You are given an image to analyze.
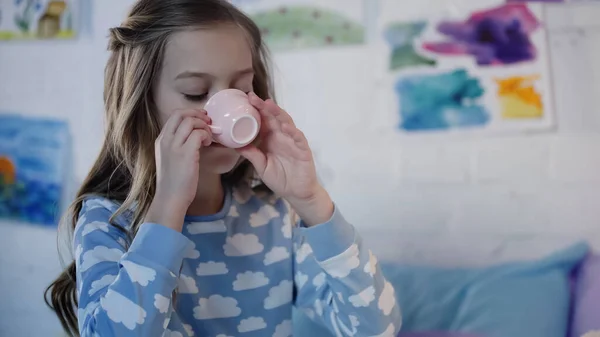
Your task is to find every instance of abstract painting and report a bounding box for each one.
[231,0,365,52]
[495,75,544,118]
[375,0,554,136]
[395,69,490,131]
[0,0,77,40]
[421,4,541,66]
[0,114,71,226]
[383,21,436,71]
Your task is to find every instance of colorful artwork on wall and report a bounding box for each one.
[0,114,71,226]
[0,0,78,40]
[395,69,490,131]
[231,0,365,52]
[374,0,555,135]
[421,4,541,66]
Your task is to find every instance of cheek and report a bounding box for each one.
[153,81,186,126]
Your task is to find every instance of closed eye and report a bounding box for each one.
[183,93,208,102]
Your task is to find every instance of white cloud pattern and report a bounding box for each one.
[223,233,264,257]
[263,246,290,265]
[163,329,183,337]
[233,271,270,291]
[320,244,360,278]
[368,323,396,337]
[378,281,396,315]
[337,315,358,336]
[337,292,345,304]
[81,221,109,236]
[185,242,200,259]
[74,244,83,264]
[228,205,239,217]
[314,299,323,316]
[237,317,267,333]
[363,249,378,277]
[187,220,227,235]
[88,274,116,296]
[264,280,293,309]
[349,286,375,307]
[178,274,199,294]
[281,218,292,239]
[122,261,156,286]
[80,246,123,272]
[281,204,293,238]
[194,295,241,320]
[183,324,194,336]
[117,237,127,248]
[154,294,170,314]
[272,319,292,337]
[196,261,228,276]
[249,204,280,227]
[101,289,146,330]
[295,243,313,264]
[294,272,308,289]
[312,272,326,289]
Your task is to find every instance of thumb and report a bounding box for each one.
[237,145,267,175]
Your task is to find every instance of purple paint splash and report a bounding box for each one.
[422,4,541,66]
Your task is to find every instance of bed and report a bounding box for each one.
[292,242,599,337]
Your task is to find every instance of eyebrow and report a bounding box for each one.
[174,67,254,80]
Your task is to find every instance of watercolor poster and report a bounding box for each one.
[374,0,555,135]
[0,114,71,226]
[231,0,366,52]
[0,0,78,40]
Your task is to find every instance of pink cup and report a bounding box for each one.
[204,89,261,149]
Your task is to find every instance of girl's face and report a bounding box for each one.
[154,24,254,174]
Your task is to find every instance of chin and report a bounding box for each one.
[199,144,242,174]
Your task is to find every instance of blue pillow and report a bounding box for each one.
[292,242,589,337]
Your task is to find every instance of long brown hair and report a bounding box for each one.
[44,1,273,335]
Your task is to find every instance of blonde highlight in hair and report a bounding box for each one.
[45,1,273,335]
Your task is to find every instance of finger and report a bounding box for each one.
[185,129,212,151]
[163,109,208,136]
[281,123,309,151]
[248,92,266,111]
[174,117,211,146]
[236,145,267,175]
[266,100,295,127]
[248,93,278,134]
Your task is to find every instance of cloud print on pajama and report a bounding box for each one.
[422,4,540,66]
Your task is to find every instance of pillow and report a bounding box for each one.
[292,242,588,337]
[571,253,600,337]
[381,242,589,337]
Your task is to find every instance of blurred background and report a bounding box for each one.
[1,0,600,336]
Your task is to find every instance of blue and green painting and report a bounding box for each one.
[383,21,436,71]
[395,69,490,131]
[0,114,71,226]
[251,6,365,51]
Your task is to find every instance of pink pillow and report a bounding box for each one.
[572,254,600,337]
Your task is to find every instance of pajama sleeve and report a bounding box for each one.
[73,198,193,337]
[292,205,402,337]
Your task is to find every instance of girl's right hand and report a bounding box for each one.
[145,109,213,232]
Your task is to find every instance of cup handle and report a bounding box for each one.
[209,125,223,135]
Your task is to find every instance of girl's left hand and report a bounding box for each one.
[237,92,334,226]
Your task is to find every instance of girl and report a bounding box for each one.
[45,0,401,336]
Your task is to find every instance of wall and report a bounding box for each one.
[1,1,599,336]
